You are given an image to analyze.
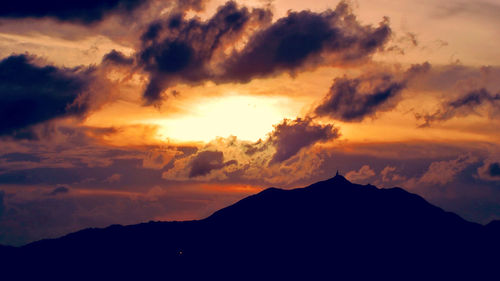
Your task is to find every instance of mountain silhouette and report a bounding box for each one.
[1,175,499,280]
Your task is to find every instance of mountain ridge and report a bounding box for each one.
[1,175,499,280]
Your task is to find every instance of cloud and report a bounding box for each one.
[219,2,391,83]
[477,160,500,181]
[380,166,406,182]
[269,118,340,164]
[380,166,396,182]
[314,63,429,122]
[138,1,272,104]
[189,150,237,178]
[104,173,122,183]
[142,148,180,170]
[434,1,500,21]
[314,74,405,122]
[401,64,500,126]
[0,54,97,139]
[137,1,391,105]
[416,88,500,127]
[0,153,42,163]
[178,0,205,9]
[0,0,146,23]
[162,118,339,184]
[405,32,418,47]
[410,64,500,93]
[346,165,375,182]
[419,154,477,185]
[102,49,134,66]
[1,141,499,246]
[162,140,252,182]
[489,163,500,177]
[47,186,70,196]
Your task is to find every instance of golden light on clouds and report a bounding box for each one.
[146,94,302,143]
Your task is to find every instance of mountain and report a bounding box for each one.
[2,175,499,280]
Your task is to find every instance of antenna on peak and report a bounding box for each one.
[336,170,339,176]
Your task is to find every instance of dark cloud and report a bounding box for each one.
[449,88,500,108]
[488,163,500,177]
[48,186,70,196]
[139,1,271,104]
[314,63,430,122]
[138,1,390,105]
[141,21,164,42]
[417,88,500,127]
[219,4,391,83]
[188,150,237,178]
[0,0,146,23]
[269,118,339,164]
[102,50,134,66]
[314,75,405,122]
[0,54,95,139]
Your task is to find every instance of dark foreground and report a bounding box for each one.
[1,175,499,280]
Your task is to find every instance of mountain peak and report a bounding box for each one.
[327,172,350,184]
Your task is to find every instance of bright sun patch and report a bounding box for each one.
[146,94,300,143]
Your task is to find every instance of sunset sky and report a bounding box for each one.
[1,0,500,246]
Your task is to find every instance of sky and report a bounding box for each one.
[0,0,500,246]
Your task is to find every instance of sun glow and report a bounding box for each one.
[147,94,299,143]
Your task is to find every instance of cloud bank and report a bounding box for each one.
[0,0,146,23]
[0,55,98,139]
[137,1,391,104]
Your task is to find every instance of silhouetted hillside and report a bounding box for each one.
[486,220,500,230]
[2,175,499,280]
